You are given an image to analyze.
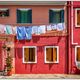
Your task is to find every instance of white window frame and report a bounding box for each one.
[44,46,59,63]
[75,8,80,27]
[75,46,80,63]
[23,46,37,64]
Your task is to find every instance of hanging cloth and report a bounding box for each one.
[37,25,46,35]
[32,26,38,35]
[56,23,64,31]
[47,25,52,31]
[17,26,26,40]
[51,24,57,30]
[5,25,13,34]
[0,24,6,34]
[25,27,32,40]
[12,26,17,34]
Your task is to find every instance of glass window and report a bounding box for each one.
[76,47,80,62]
[45,46,59,63]
[0,8,9,17]
[77,10,80,26]
[17,8,32,23]
[23,46,37,63]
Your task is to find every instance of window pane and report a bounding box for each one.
[24,47,35,63]
[24,48,29,62]
[46,48,53,62]
[77,47,80,61]
[53,48,57,62]
[46,47,57,63]
[77,10,80,25]
[0,9,9,17]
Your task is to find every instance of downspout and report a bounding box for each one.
[67,1,71,74]
[71,1,78,45]
[70,1,78,74]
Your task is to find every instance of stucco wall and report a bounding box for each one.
[0,5,67,74]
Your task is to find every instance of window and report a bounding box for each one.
[45,46,59,63]
[23,46,37,63]
[49,9,64,23]
[75,46,80,62]
[0,8,9,17]
[17,8,32,23]
[75,9,80,27]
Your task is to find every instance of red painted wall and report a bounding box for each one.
[15,36,67,74]
[69,1,80,74]
[0,5,67,74]
[0,42,2,71]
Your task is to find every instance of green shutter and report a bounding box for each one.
[60,10,64,23]
[27,10,32,23]
[49,10,61,23]
[20,10,26,23]
[17,9,32,23]
[49,10,54,23]
[17,10,21,23]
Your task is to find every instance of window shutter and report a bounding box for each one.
[46,48,52,62]
[24,48,29,62]
[32,48,35,62]
[20,10,25,23]
[77,48,80,61]
[53,48,57,62]
[60,10,64,23]
[27,10,32,23]
[49,10,54,23]
[49,10,61,23]
[17,10,21,23]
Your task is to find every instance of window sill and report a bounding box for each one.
[0,16,9,18]
[45,61,59,64]
[23,62,37,64]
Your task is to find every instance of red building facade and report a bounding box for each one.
[0,1,80,74]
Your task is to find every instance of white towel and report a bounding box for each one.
[47,25,52,31]
[51,24,57,30]
[0,24,6,34]
[56,23,64,31]
[32,26,38,34]
[38,25,46,35]
[12,26,17,34]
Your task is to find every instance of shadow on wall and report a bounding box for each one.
[16,47,22,58]
[72,66,80,74]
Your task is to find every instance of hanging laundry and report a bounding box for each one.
[32,26,38,34]
[12,26,17,34]
[25,27,32,40]
[5,25,13,34]
[37,25,46,35]
[46,25,52,31]
[17,26,26,40]
[56,23,64,31]
[0,24,6,34]
[51,24,57,30]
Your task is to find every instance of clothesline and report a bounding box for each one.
[0,23,65,40]
[2,23,56,26]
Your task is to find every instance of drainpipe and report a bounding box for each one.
[71,1,78,45]
[67,1,71,74]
